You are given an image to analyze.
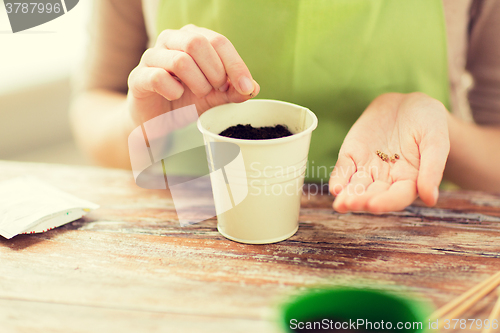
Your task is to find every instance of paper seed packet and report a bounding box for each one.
[0,176,99,239]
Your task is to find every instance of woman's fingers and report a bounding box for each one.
[366,179,417,213]
[329,155,356,196]
[142,48,213,98]
[333,171,373,213]
[225,79,260,103]
[128,67,184,101]
[156,28,227,90]
[127,25,258,129]
[350,180,391,211]
[181,25,256,95]
[149,25,256,99]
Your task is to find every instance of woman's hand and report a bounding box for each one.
[329,92,450,213]
[127,24,260,125]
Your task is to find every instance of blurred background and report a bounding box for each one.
[0,0,90,165]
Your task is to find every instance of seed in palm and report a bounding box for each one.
[376,150,389,162]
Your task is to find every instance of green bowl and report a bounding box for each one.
[279,287,431,332]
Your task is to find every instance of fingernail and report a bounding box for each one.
[238,76,253,94]
[219,81,229,92]
[433,187,439,202]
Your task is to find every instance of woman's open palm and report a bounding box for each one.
[330,93,450,213]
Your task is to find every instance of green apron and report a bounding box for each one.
[157,0,450,183]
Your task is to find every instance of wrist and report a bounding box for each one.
[443,112,495,189]
[122,95,139,135]
[445,112,475,166]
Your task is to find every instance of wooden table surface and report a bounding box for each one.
[0,160,499,333]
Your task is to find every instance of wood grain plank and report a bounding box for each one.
[0,161,499,333]
[0,299,273,333]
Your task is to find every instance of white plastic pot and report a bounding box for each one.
[197,99,318,244]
